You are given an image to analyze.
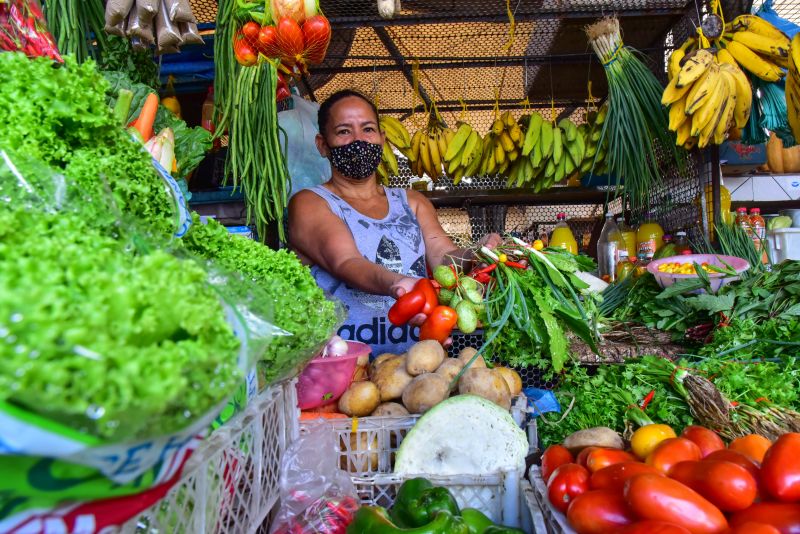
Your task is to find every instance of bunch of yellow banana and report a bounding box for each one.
[377,115,411,184]
[662,49,751,149]
[668,15,789,84]
[786,34,800,142]
[408,115,454,180]
[478,111,523,177]
[442,121,483,185]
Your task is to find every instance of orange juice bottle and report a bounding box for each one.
[636,212,664,264]
[616,217,638,260]
[750,208,767,263]
[551,212,578,254]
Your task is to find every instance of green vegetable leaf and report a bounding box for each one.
[689,293,735,314]
[657,278,708,299]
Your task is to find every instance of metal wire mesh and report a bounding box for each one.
[752,0,800,22]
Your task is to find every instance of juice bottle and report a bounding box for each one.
[616,217,637,261]
[673,231,692,255]
[636,212,664,264]
[551,212,578,254]
[736,207,752,237]
[597,214,622,282]
[750,207,767,264]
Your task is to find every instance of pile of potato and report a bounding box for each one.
[337,340,523,417]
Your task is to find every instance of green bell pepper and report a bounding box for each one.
[390,478,460,528]
[346,506,469,534]
[461,508,495,534]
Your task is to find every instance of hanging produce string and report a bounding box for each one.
[213,0,238,137]
[44,0,106,63]
[226,61,290,242]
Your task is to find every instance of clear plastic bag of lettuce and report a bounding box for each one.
[0,148,284,446]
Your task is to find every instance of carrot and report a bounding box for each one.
[133,93,159,141]
[300,412,347,421]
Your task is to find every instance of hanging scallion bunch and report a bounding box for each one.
[755,77,796,146]
[586,17,685,210]
[742,80,768,145]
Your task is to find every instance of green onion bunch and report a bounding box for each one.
[586,17,684,210]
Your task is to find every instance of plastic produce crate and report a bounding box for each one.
[300,402,533,528]
[528,465,576,534]
[116,380,299,534]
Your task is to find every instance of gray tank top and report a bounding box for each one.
[308,185,427,357]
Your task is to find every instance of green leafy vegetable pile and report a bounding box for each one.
[0,52,175,240]
[183,216,340,383]
[0,206,241,441]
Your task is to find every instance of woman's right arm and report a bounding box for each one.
[288,191,414,297]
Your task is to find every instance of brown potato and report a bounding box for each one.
[371,402,409,417]
[563,427,624,454]
[369,353,400,380]
[435,358,464,388]
[372,356,414,401]
[402,374,450,414]
[494,367,523,397]
[458,347,486,369]
[458,368,511,410]
[338,381,380,416]
[406,340,446,376]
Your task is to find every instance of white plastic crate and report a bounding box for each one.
[527,465,576,534]
[301,406,532,528]
[116,380,299,534]
[520,479,549,534]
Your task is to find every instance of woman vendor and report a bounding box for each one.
[288,89,500,356]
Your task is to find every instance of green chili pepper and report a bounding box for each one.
[390,478,461,528]
[346,506,469,534]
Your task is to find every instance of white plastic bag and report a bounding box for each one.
[278,95,332,197]
[270,422,359,534]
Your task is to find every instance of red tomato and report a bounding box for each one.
[257,25,280,57]
[418,306,458,345]
[729,503,800,533]
[647,437,703,475]
[586,448,638,473]
[233,34,257,67]
[566,490,636,534]
[576,446,600,467]
[387,288,426,326]
[681,426,725,458]
[761,433,800,502]
[417,279,438,316]
[591,462,664,493]
[301,15,331,64]
[730,434,773,463]
[703,449,761,476]
[728,523,782,534]
[669,460,757,512]
[548,463,590,514]
[241,21,261,42]
[620,521,692,534]
[276,17,304,64]
[624,474,728,534]
[541,445,574,484]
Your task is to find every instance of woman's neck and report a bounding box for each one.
[327,174,382,200]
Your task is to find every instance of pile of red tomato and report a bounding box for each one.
[541,425,800,533]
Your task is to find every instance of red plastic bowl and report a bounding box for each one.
[295,341,372,410]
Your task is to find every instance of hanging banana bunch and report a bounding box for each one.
[409,105,454,180]
[479,111,522,178]
[443,121,483,185]
[786,33,800,143]
[378,114,411,184]
[662,48,752,149]
[663,8,790,149]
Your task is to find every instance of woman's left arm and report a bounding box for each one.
[408,190,501,269]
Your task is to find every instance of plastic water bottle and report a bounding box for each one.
[597,213,622,282]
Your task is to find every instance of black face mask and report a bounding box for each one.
[328,140,383,180]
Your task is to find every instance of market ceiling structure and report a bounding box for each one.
[189,0,757,131]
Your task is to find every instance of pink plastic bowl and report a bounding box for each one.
[295,341,372,410]
[647,254,750,294]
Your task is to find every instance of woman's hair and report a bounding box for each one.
[317,89,379,136]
